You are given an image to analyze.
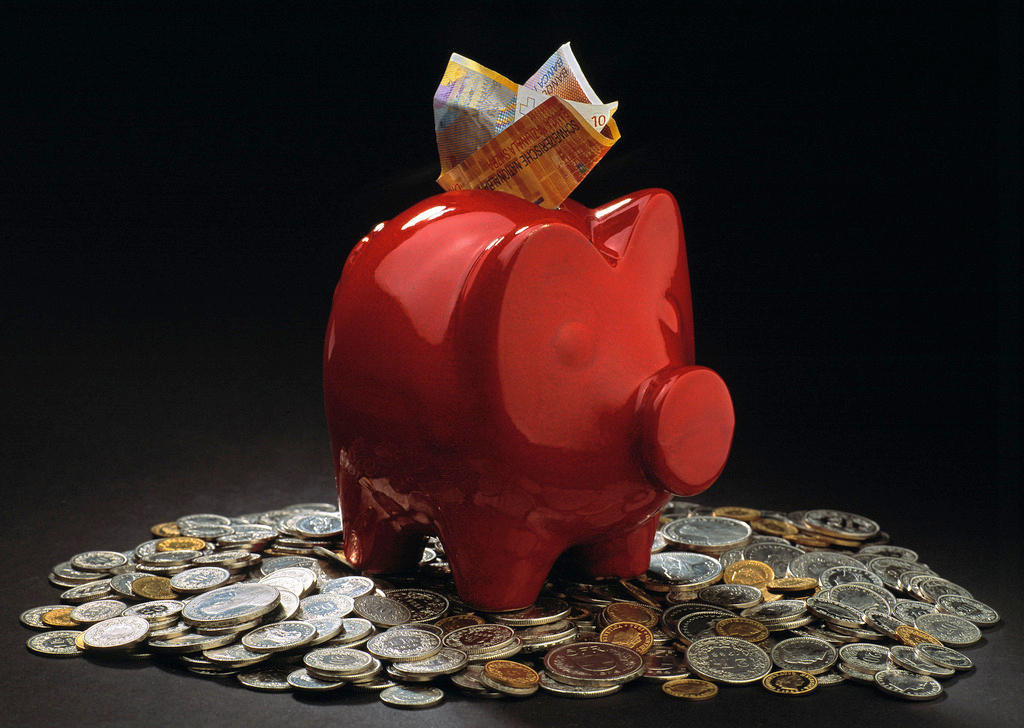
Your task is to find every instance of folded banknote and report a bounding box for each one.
[434,43,620,209]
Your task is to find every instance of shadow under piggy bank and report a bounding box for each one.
[324,188,734,611]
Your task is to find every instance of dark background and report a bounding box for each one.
[2,2,1020,726]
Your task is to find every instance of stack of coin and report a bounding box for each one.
[19,499,1000,707]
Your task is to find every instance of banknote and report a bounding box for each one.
[434,43,619,206]
[436,95,619,209]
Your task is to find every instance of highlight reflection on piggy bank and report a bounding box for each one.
[324,189,734,611]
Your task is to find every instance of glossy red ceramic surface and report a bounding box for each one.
[323,189,734,610]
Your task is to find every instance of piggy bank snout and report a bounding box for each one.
[640,366,734,496]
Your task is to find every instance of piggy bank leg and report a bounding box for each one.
[437,517,567,612]
[565,516,659,579]
[340,476,426,574]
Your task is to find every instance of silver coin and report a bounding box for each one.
[914,612,981,646]
[19,605,67,630]
[661,602,733,637]
[888,645,954,677]
[913,576,972,603]
[465,637,523,662]
[122,600,184,622]
[51,561,106,583]
[353,594,412,627]
[838,642,890,673]
[379,684,444,709]
[651,531,668,553]
[806,598,864,627]
[743,542,805,578]
[676,611,728,643]
[544,642,645,687]
[260,555,320,575]
[741,600,807,624]
[297,593,355,619]
[291,513,343,538]
[138,550,198,567]
[662,516,752,549]
[489,596,570,626]
[169,566,231,594]
[192,549,259,567]
[857,544,918,562]
[873,667,942,700]
[82,615,151,650]
[864,610,906,639]
[914,642,974,671]
[641,647,690,681]
[824,583,891,616]
[769,637,838,674]
[685,636,772,684]
[697,583,763,608]
[26,630,84,657]
[788,551,863,581]
[647,552,723,585]
[109,573,148,599]
[367,627,442,662]
[149,621,190,640]
[838,662,877,683]
[802,509,879,540]
[329,617,376,646]
[70,550,128,573]
[60,579,113,603]
[202,642,268,665]
[181,583,281,626]
[384,588,451,623]
[443,624,515,654]
[148,632,236,653]
[893,599,935,624]
[515,619,576,645]
[818,565,885,589]
[260,567,316,596]
[538,670,623,697]
[69,599,127,624]
[287,667,346,691]
[449,664,503,697]
[868,557,931,590]
[815,670,846,686]
[237,666,292,691]
[177,513,231,528]
[392,647,468,676]
[304,646,375,676]
[241,620,318,653]
[321,575,377,599]
[718,548,744,568]
[935,594,999,625]
[303,615,344,644]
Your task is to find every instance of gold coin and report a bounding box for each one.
[150,521,181,538]
[712,506,761,522]
[762,670,818,695]
[767,577,818,593]
[722,560,775,589]
[617,579,660,608]
[483,659,539,689]
[41,607,79,628]
[662,678,718,700]
[750,518,799,538]
[435,613,484,632]
[74,632,87,650]
[155,537,206,552]
[825,536,862,548]
[603,602,659,629]
[713,617,769,642]
[789,533,831,548]
[760,588,783,602]
[895,625,942,646]
[132,575,176,600]
[598,621,654,654]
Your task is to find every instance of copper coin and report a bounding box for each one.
[662,678,718,700]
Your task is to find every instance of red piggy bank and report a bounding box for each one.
[323,189,734,611]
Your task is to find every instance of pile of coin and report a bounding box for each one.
[20,501,999,708]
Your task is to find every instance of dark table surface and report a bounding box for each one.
[3,2,1020,726]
